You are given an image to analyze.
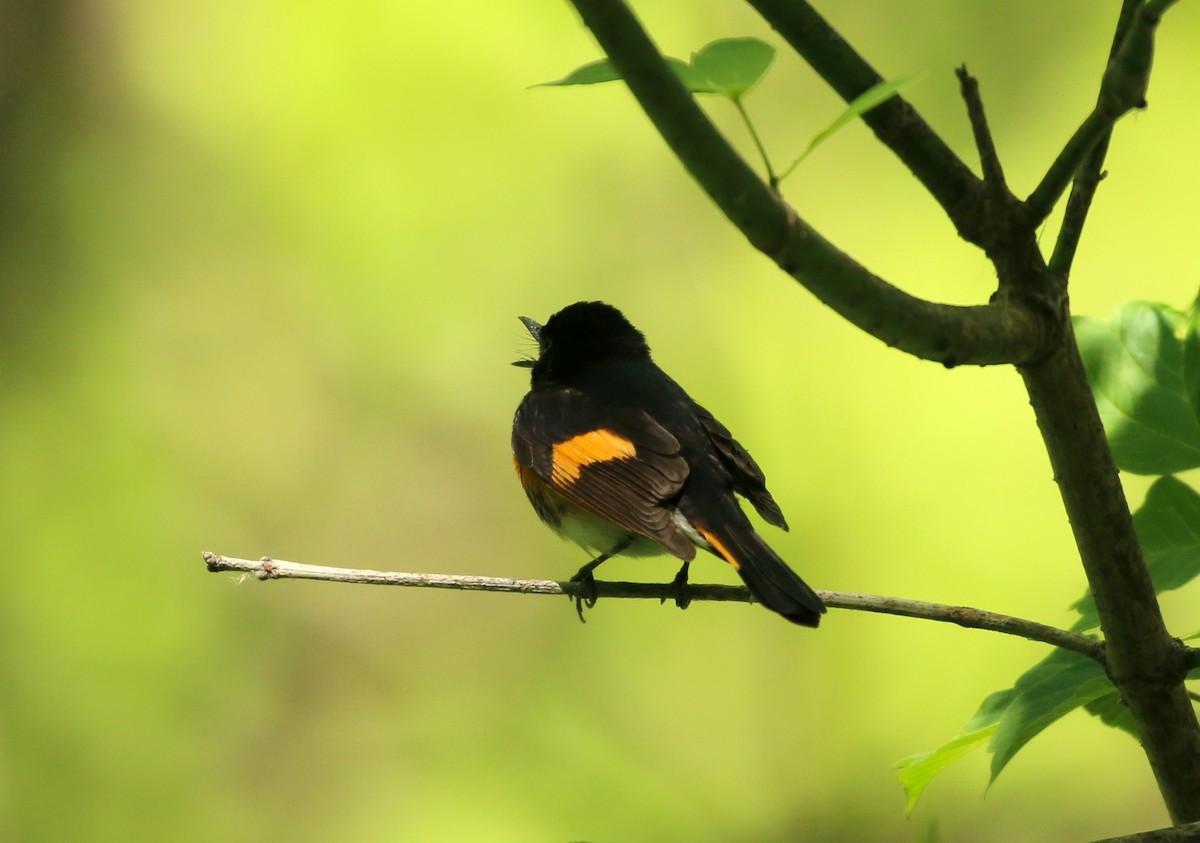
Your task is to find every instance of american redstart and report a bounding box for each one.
[511,301,825,627]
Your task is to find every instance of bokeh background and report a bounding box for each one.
[3,1,1198,840]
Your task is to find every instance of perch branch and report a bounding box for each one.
[203,552,1104,660]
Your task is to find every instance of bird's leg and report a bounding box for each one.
[569,535,633,622]
[663,560,691,611]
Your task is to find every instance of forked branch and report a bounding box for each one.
[567,0,1054,368]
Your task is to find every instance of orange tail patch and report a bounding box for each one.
[697,526,740,570]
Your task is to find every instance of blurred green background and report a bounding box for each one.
[2,1,1198,840]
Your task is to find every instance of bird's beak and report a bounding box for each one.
[518,315,542,342]
[512,315,542,367]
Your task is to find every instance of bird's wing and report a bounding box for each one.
[512,388,694,558]
[692,402,789,531]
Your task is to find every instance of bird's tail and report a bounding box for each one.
[696,520,825,627]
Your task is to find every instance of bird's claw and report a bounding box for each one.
[568,567,599,623]
[662,561,691,611]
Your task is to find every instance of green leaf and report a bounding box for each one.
[1071,475,1200,631]
[988,650,1113,782]
[897,647,1110,810]
[1182,304,1200,423]
[895,689,1012,813]
[1075,301,1200,474]
[667,57,718,94]
[689,37,775,99]
[535,58,624,87]
[778,74,922,180]
[534,56,715,93]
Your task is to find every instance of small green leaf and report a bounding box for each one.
[534,56,715,93]
[1071,475,1200,631]
[690,37,775,99]
[1075,301,1200,474]
[535,59,624,87]
[895,689,1012,813]
[778,74,922,180]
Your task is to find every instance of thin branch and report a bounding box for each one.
[566,0,1053,367]
[1048,160,1108,277]
[1026,0,1175,227]
[830,591,1102,660]
[1030,109,1116,244]
[743,0,988,244]
[956,66,1013,213]
[203,552,1104,660]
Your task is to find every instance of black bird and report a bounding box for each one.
[511,301,825,627]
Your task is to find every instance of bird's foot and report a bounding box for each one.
[566,537,633,623]
[568,565,600,623]
[662,561,691,611]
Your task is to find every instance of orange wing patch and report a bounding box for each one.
[551,429,637,486]
[697,526,740,570]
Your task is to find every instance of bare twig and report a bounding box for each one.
[956,66,1012,211]
[203,552,1104,660]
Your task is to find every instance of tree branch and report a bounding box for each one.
[1090,819,1200,843]
[1007,1,1200,823]
[1048,158,1108,278]
[203,552,1104,660]
[566,0,1054,367]
[1019,322,1200,823]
